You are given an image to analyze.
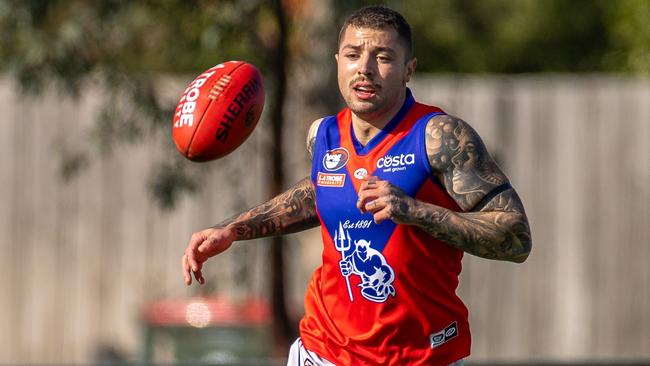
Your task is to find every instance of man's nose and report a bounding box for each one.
[357,54,376,76]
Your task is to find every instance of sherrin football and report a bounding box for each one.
[172,61,265,161]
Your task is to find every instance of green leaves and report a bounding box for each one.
[1,0,648,207]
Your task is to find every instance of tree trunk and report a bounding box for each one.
[269,0,295,356]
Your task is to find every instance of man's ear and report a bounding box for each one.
[405,57,417,83]
[335,53,339,64]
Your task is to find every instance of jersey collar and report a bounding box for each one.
[350,88,416,156]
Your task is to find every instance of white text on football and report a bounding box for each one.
[174,69,217,128]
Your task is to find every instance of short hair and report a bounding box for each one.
[338,5,413,59]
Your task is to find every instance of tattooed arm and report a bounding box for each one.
[182,119,324,285]
[223,117,323,240]
[357,114,531,263]
[216,177,319,240]
[421,114,531,262]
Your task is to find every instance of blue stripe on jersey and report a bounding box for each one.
[312,128,395,254]
[311,117,395,254]
[313,107,446,256]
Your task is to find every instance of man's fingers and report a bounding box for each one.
[358,196,377,213]
[357,188,380,212]
[357,195,368,212]
[359,176,379,191]
[357,185,386,212]
[198,237,217,253]
[193,268,205,285]
[372,206,391,224]
[182,255,192,285]
[365,198,386,214]
[186,233,208,271]
[183,228,231,286]
[357,176,383,212]
[182,255,192,286]
[186,250,200,272]
[363,175,379,184]
[188,232,205,250]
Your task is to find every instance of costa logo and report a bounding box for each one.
[323,147,349,171]
[376,153,415,169]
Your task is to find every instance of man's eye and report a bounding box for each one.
[345,54,359,59]
[378,55,392,62]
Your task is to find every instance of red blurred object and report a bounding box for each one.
[143,297,271,327]
[172,61,265,162]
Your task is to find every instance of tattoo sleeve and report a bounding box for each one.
[215,119,324,241]
[415,114,532,262]
[409,189,532,263]
[215,177,319,241]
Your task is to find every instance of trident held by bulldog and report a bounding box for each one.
[335,222,354,302]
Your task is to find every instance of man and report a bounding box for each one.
[182,5,531,365]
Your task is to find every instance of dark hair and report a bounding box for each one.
[338,5,413,59]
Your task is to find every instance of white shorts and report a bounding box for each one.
[286,338,464,366]
[287,338,335,366]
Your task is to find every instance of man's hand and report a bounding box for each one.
[356,176,416,225]
[182,227,236,285]
[339,259,352,276]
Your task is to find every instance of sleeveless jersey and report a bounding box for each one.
[299,90,471,365]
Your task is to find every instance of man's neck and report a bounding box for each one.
[351,90,406,147]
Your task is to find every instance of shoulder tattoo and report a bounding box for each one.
[425,114,508,211]
[306,118,324,159]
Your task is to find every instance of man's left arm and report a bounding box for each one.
[357,114,531,263]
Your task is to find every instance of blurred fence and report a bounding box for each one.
[0,75,648,364]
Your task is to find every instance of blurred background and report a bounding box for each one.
[0,0,649,364]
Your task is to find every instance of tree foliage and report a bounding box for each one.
[389,0,650,74]
[1,1,648,198]
[0,0,276,207]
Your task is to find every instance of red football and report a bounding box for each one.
[172,61,265,161]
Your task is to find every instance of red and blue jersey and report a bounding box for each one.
[299,90,471,365]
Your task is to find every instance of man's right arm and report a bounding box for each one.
[183,118,324,285]
[183,177,318,285]
[219,177,318,240]
[228,116,323,240]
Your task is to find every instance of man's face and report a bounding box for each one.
[336,26,416,121]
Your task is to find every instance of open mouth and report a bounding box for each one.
[352,82,378,100]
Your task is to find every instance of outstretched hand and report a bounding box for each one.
[182,227,236,285]
[356,176,416,225]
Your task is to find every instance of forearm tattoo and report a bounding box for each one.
[215,177,319,240]
[411,189,531,262]
[419,115,532,262]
